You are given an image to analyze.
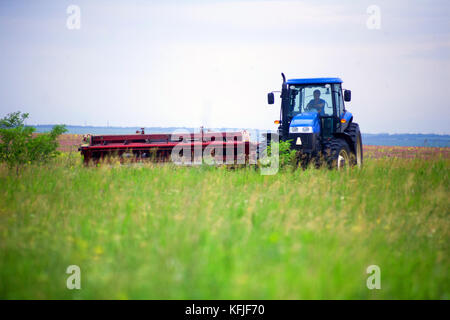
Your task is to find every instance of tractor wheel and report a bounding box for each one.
[322,138,352,170]
[345,122,363,168]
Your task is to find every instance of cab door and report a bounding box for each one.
[332,84,346,133]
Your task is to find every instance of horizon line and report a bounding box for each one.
[28,124,450,136]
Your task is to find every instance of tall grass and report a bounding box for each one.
[0,155,448,299]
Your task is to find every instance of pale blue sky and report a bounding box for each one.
[0,0,449,133]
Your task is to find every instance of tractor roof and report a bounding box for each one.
[286,77,343,85]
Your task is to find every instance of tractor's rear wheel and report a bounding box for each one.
[322,138,351,169]
[345,122,363,168]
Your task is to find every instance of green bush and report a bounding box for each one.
[0,111,67,172]
[267,139,298,168]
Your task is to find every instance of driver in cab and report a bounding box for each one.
[306,89,326,116]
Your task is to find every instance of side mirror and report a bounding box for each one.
[267,92,274,105]
[344,89,351,102]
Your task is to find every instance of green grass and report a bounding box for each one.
[0,156,448,299]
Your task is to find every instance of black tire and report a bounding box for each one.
[322,138,352,169]
[345,122,363,168]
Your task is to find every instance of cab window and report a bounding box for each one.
[332,84,345,117]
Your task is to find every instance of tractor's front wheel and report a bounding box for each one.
[322,138,351,169]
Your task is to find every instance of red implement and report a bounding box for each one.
[79,130,258,165]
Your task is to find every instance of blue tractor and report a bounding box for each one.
[267,74,363,168]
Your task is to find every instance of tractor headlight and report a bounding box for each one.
[290,126,313,133]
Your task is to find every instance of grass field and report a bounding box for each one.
[0,150,449,299]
